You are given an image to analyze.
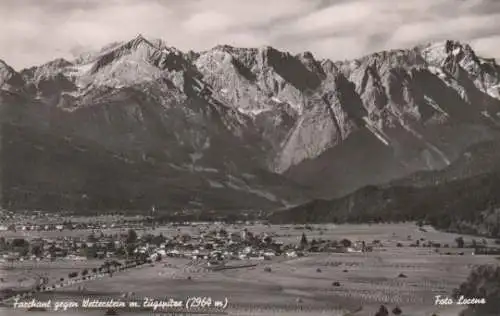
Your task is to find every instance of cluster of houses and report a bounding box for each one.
[0,221,143,232]
[0,208,379,267]
[0,210,66,232]
[134,228,372,266]
[0,209,149,232]
[137,228,286,264]
[0,222,374,267]
[0,234,122,263]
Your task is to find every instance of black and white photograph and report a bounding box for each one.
[1,0,500,315]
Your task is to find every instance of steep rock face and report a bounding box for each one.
[192,40,500,197]
[276,75,363,173]
[2,37,500,210]
[194,45,307,161]
[419,41,500,99]
[0,36,308,211]
[0,60,25,93]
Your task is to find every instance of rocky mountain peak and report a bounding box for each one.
[18,58,76,100]
[203,45,260,71]
[2,37,500,206]
[419,40,491,75]
[21,58,73,78]
[0,59,17,83]
[62,35,191,90]
[88,35,159,74]
[419,40,471,64]
[418,40,500,98]
[0,59,25,92]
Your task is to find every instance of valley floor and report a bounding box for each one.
[2,223,499,316]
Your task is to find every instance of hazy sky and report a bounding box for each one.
[1,0,500,70]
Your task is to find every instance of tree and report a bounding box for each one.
[11,238,28,248]
[106,242,115,251]
[31,245,43,258]
[340,238,352,248]
[152,234,166,246]
[204,243,214,250]
[300,233,308,247]
[87,233,97,243]
[101,262,112,274]
[111,260,122,268]
[219,228,228,237]
[84,245,97,259]
[142,234,154,244]
[0,237,6,250]
[375,305,389,316]
[126,244,136,257]
[48,244,57,257]
[115,246,126,257]
[12,238,30,256]
[455,237,465,248]
[453,265,500,315]
[126,229,138,245]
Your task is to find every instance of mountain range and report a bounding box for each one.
[1,35,500,213]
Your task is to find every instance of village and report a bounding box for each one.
[2,218,500,315]
[0,218,381,307]
[0,220,373,266]
[0,209,147,232]
[3,210,500,268]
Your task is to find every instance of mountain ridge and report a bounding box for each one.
[2,37,500,210]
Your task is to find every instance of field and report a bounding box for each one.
[0,260,105,294]
[2,223,499,316]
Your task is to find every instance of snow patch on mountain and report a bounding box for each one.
[207,180,225,188]
[428,65,447,79]
[362,117,390,146]
[487,84,500,99]
[238,107,269,116]
[423,95,449,117]
[226,175,279,202]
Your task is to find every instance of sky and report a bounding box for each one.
[1,0,500,70]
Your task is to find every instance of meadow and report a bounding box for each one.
[2,223,499,316]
